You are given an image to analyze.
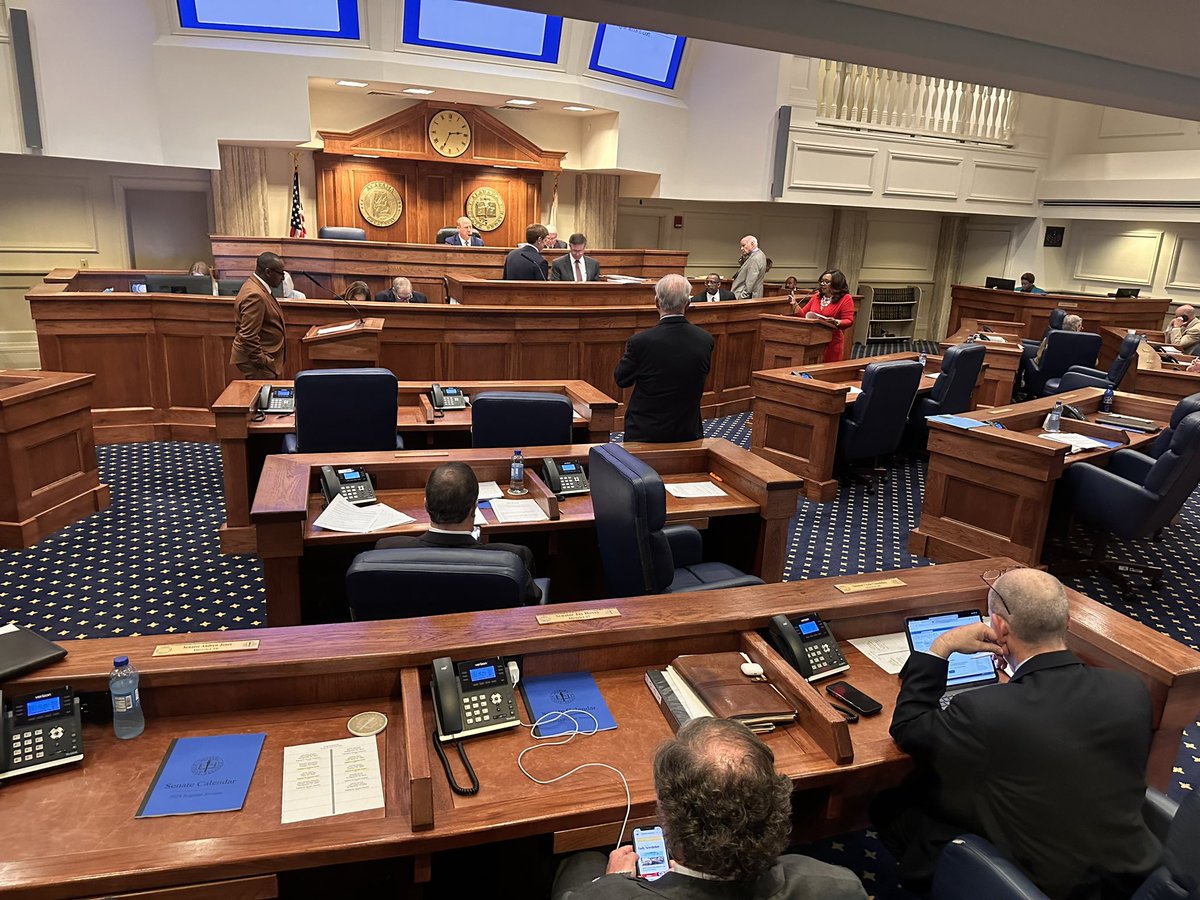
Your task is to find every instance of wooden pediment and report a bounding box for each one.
[318,101,565,171]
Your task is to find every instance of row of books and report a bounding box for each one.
[644,652,797,734]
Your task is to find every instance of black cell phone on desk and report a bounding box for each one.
[825,681,882,716]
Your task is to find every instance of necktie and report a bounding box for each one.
[575,259,583,282]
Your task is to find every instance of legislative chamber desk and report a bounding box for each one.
[3,559,1195,900]
[749,353,965,501]
[939,318,1026,406]
[947,284,1172,340]
[250,439,801,626]
[1098,326,1199,402]
[28,272,783,443]
[910,387,1176,565]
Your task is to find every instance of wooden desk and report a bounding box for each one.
[947,285,1172,342]
[213,379,618,554]
[939,318,1025,407]
[757,315,836,369]
[910,387,1176,565]
[249,439,802,626]
[2,559,1195,900]
[1098,326,1199,402]
[0,370,110,548]
[749,354,953,502]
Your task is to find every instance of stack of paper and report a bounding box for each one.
[1038,432,1108,453]
[312,494,416,533]
[280,736,384,824]
[665,482,727,499]
[477,481,504,500]
[489,498,549,523]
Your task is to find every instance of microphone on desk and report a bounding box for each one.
[293,271,364,325]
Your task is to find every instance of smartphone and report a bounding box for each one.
[632,826,670,881]
[825,681,883,716]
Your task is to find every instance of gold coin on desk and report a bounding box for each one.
[348,711,388,736]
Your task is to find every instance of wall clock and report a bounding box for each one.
[428,110,472,159]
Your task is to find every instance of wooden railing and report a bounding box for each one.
[817,61,1018,144]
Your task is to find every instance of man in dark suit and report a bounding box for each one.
[873,567,1161,898]
[545,227,568,249]
[502,224,549,280]
[374,462,541,604]
[689,272,735,303]
[614,273,714,443]
[230,251,287,379]
[550,233,602,282]
[374,276,428,303]
[444,216,484,247]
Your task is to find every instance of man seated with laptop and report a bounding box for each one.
[872,568,1161,899]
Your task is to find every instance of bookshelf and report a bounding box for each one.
[856,284,923,344]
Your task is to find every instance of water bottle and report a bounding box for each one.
[508,449,527,496]
[1100,386,1115,413]
[1046,400,1063,433]
[918,352,928,369]
[109,655,145,739]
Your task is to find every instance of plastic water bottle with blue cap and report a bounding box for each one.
[110,655,145,739]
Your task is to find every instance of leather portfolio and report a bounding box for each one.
[0,623,67,681]
[671,652,796,727]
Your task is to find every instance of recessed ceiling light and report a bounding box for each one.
[563,105,594,112]
[353,154,381,159]
[403,88,435,95]
[506,99,537,106]
[336,80,369,88]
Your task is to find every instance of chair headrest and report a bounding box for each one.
[1170,392,1200,428]
[1048,308,1068,329]
[350,547,524,576]
[1118,333,1143,357]
[472,391,572,408]
[589,443,666,531]
[317,226,367,241]
[940,341,985,373]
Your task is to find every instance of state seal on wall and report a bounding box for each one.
[358,181,403,227]
[464,187,506,232]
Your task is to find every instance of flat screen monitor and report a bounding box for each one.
[217,278,244,296]
[588,25,686,89]
[176,0,360,40]
[143,274,215,296]
[401,0,562,63]
[985,276,1016,291]
[1114,287,1141,298]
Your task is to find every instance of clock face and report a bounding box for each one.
[428,110,472,158]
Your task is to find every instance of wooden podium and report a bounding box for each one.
[757,314,834,369]
[0,370,110,548]
[299,317,384,369]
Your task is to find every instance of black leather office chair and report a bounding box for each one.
[1025,331,1102,397]
[470,392,574,449]
[1051,411,1200,597]
[317,226,367,241]
[216,278,244,296]
[836,359,924,488]
[588,444,764,598]
[1147,392,1200,458]
[282,368,404,453]
[931,789,1195,900]
[1050,332,1142,394]
[345,548,550,620]
[1018,309,1069,395]
[436,226,482,244]
[903,343,986,451]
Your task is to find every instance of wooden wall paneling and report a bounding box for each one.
[378,332,444,381]
[446,337,514,380]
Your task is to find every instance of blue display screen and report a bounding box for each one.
[275,387,293,397]
[469,664,497,682]
[588,24,686,89]
[177,0,360,39]
[26,696,61,716]
[560,462,577,472]
[907,612,997,687]
[798,619,820,636]
[337,468,364,482]
[402,0,562,63]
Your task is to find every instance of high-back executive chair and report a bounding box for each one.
[436,226,482,244]
[1052,411,1200,598]
[1020,308,1069,360]
[588,444,764,598]
[836,359,924,488]
[470,391,574,449]
[345,548,549,620]
[317,226,367,241]
[1147,392,1200,458]
[282,368,404,453]
[1023,331,1102,398]
[932,788,1197,900]
[1046,332,1142,395]
[903,343,986,451]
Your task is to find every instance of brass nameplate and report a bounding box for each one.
[536,608,622,625]
[1057,301,1079,308]
[153,640,261,657]
[835,578,906,594]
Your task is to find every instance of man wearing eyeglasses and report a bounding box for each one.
[231,251,288,379]
[872,567,1160,898]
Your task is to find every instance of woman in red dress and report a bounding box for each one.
[790,268,855,362]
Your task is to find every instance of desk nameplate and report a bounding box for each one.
[536,608,622,625]
[153,640,261,657]
[835,578,906,594]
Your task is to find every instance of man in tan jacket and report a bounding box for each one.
[230,252,287,379]
[1165,304,1200,354]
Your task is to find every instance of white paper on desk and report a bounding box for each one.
[849,633,911,675]
[846,386,863,396]
[474,506,488,525]
[923,373,939,380]
[281,736,384,824]
[477,481,503,500]
[1037,432,1106,453]
[665,481,727,499]
[312,494,415,533]
[489,498,550,523]
[1160,345,1181,354]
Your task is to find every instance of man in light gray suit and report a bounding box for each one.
[732,235,767,298]
[550,233,602,282]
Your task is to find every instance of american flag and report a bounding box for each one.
[288,164,306,238]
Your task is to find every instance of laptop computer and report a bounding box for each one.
[904,610,1001,708]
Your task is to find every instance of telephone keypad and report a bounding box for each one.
[461,689,516,727]
[339,482,374,504]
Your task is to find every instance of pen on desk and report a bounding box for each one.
[708,472,724,483]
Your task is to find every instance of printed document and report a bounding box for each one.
[312,494,416,533]
[665,482,727,499]
[281,736,384,824]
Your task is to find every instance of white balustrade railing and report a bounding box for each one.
[817,61,1018,145]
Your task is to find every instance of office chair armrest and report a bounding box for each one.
[1143,787,1179,842]
[534,578,551,606]
[1020,339,1040,357]
[1107,449,1155,486]
[663,524,704,567]
[932,835,1048,900]
[1064,364,1106,379]
[1056,368,1109,393]
[689,574,767,592]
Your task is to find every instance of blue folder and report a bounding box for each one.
[520,672,617,738]
[137,732,266,817]
[927,414,987,429]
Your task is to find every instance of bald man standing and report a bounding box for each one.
[732,235,766,298]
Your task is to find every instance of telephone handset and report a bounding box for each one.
[542,458,590,496]
[319,464,377,506]
[430,383,468,410]
[257,384,295,414]
[1061,403,1088,421]
[1,686,84,781]
[432,656,520,742]
[768,613,849,682]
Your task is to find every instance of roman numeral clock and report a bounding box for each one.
[428,110,472,158]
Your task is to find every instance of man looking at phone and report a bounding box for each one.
[872,568,1160,898]
[551,717,866,899]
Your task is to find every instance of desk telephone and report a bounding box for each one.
[1,687,84,781]
[257,385,295,414]
[319,464,377,506]
[541,458,590,496]
[431,384,468,410]
[432,656,521,742]
[768,613,849,681]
